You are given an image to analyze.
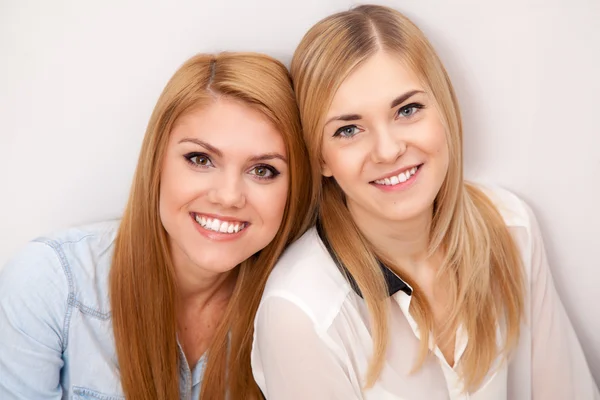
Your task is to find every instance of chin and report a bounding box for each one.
[189,250,249,273]
[382,201,432,222]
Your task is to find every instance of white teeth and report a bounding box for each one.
[219,222,228,233]
[374,166,419,186]
[195,215,246,234]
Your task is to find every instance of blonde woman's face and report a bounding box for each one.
[159,98,289,278]
[321,51,449,226]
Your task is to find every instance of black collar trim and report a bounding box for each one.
[316,221,413,298]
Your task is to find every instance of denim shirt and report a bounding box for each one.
[0,221,206,399]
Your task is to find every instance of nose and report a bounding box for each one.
[207,173,246,209]
[370,125,406,164]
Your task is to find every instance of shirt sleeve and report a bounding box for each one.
[252,296,362,400]
[526,205,600,399]
[0,241,68,399]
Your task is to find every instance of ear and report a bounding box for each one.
[321,161,333,177]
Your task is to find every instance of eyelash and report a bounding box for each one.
[396,102,425,119]
[183,152,280,181]
[333,125,361,139]
[184,152,213,168]
[249,164,280,180]
[332,102,426,139]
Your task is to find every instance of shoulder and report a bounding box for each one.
[473,183,535,232]
[260,227,352,328]
[472,183,545,278]
[1,220,120,316]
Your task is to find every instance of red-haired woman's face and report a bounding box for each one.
[159,98,289,282]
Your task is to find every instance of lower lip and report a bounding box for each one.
[190,214,248,242]
[370,165,422,192]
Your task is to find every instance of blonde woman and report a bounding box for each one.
[251,5,599,399]
[0,52,313,399]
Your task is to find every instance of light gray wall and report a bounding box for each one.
[1,0,598,383]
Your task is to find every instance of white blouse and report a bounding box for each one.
[251,186,599,400]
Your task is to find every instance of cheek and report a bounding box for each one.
[158,166,179,229]
[435,130,450,166]
[421,118,448,157]
[322,145,364,182]
[159,157,203,222]
[427,124,450,179]
[253,179,289,229]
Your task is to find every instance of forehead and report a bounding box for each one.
[171,98,286,154]
[327,51,424,116]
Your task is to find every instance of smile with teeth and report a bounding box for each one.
[373,166,419,186]
[194,214,247,234]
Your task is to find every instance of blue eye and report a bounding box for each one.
[184,152,213,168]
[249,164,280,180]
[397,103,424,119]
[334,125,360,138]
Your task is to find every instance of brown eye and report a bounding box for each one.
[249,164,279,180]
[193,156,210,166]
[184,152,213,168]
[254,166,268,177]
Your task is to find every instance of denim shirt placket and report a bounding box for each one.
[177,340,193,400]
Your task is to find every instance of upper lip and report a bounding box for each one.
[371,163,422,182]
[191,212,248,224]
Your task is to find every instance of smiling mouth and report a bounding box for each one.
[192,213,249,234]
[372,164,422,186]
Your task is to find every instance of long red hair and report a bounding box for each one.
[110,52,315,399]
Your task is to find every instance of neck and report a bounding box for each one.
[170,257,238,368]
[171,253,237,313]
[349,202,433,277]
[178,269,236,311]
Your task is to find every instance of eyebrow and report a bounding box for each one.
[248,153,288,163]
[324,89,425,126]
[178,138,287,163]
[179,138,222,157]
[390,90,424,109]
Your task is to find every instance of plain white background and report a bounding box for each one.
[1,0,598,385]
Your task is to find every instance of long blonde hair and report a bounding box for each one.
[110,52,314,400]
[291,5,524,392]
